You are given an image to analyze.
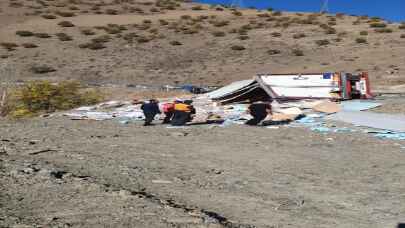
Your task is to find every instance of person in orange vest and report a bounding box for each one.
[171,100,196,126]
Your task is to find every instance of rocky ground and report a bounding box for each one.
[1,97,405,227]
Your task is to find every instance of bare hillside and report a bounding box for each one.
[1,0,405,89]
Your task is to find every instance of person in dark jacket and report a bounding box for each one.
[245,101,272,126]
[141,99,161,126]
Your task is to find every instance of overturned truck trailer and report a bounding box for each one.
[206,72,372,104]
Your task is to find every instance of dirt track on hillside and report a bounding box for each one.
[1,114,404,228]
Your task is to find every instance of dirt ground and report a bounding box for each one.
[1,98,405,228]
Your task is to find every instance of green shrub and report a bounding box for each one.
[58,21,75,27]
[267,7,273,12]
[257,13,270,18]
[34,33,51,38]
[92,35,111,43]
[293,33,306,39]
[56,33,73,41]
[69,5,79,11]
[30,64,56,74]
[42,14,57,19]
[81,29,96,36]
[22,43,38,48]
[315,39,330,46]
[375,28,393,33]
[212,20,229,27]
[211,31,226,37]
[360,31,368,36]
[324,27,336,34]
[230,45,245,51]
[369,22,387,28]
[159,19,169,25]
[238,35,249,40]
[0,42,19,51]
[356,37,367,44]
[105,9,119,15]
[191,5,204,10]
[181,15,191,20]
[267,49,281,55]
[16,31,34,37]
[136,36,151,43]
[169,40,182,45]
[232,11,243,16]
[79,42,106,50]
[292,49,304,56]
[55,11,76,17]
[5,81,103,117]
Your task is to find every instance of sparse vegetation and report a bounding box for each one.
[92,35,111,43]
[169,40,182,45]
[55,11,76,17]
[81,29,96,36]
[56,33,73,41]
[369,22,387,28]
[230,45,245,51]
[34,33,51,38]
[191,5,204,10]
[238,35,249,40]
[16,31,34,37]
[267,49,281,55]
[181,15,191,20]
[232,11,243,16]
[375,28,393,33]
[356,37,367,44]
[136,36,151,43]
[399,23,405,30]
[42,14,57,19]
[22,43,38,48]
[79,42,106,50]
[360,31,368,36]
[292,49,304,56]
[105,9,119,15]
[315,39,330,46]
[4,80,103,117]
[159,19,169,26]
[271,32,282,37]
[293,33,306,39]
[58,21,75,27]
[30,64,56,74]
[400,34,405,39]
[211,20,229,27]
[211,31,226,37]
[0,42,19,51]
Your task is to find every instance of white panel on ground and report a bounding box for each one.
[329,111,405,132]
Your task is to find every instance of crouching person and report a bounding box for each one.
[161,101,176,124]
[171,100,196,126]
[245,101,272,126]
[141,99,161,126]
